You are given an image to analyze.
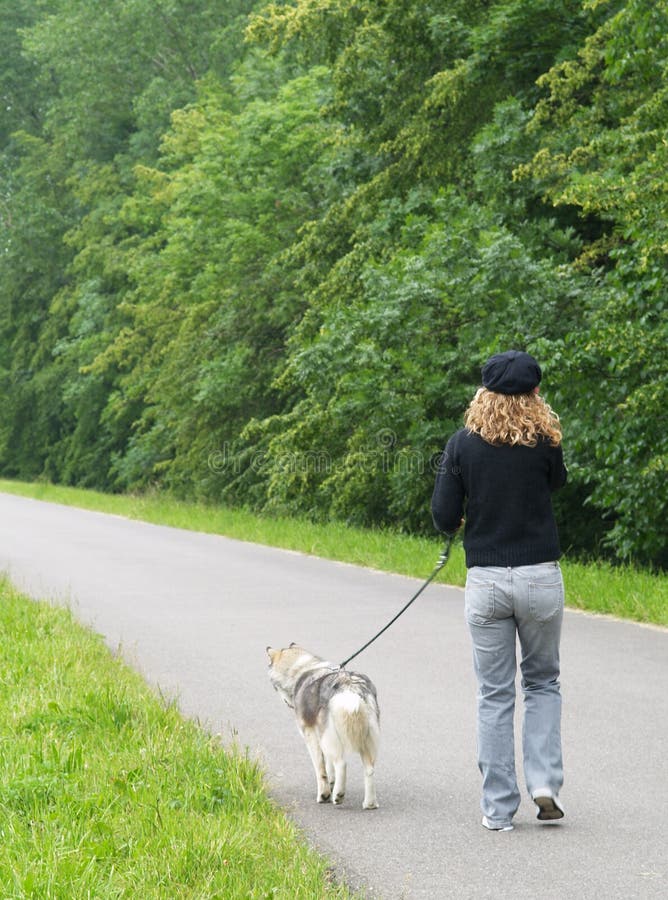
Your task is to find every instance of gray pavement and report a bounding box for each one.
[0,491,665,899]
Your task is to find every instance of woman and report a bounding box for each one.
[432,350,567,832]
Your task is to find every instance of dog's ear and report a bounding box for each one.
[266,646,277,663]
[289,641,297,648]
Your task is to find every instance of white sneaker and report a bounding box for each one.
[482,816,514,832]
[532,788,565,821]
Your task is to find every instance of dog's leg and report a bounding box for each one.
[325,756,335,790]
[301,727,331,803]
[332,758,347,805]
[320,722,346,804]
[360,748,379,810]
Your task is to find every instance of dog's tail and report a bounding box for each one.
[329,690,379,755]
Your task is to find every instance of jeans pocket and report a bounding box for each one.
[528,578,564,624]
[465,576,495,625]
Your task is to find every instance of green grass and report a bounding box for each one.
[0,479,665,627]
[0,580,358,899]
[0,478,468,581]
[561,557,667,626]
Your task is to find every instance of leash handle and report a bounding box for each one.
[340,535,453,669]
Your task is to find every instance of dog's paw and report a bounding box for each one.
[362,799,379,810]
[333,792,345,805]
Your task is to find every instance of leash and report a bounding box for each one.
[340,535,454,669]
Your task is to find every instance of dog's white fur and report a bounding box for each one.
[267,644,380,809]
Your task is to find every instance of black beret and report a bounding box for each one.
[481,350,542,395]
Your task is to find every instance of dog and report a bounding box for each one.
[266,644,380,809]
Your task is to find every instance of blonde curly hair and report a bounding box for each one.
[464,388,562,447]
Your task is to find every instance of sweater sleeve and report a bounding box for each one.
[549,444,568,491]
[431,434,465,535]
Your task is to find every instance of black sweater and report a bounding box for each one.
[431,428,567,568]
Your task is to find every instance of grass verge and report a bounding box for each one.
[0,479,665,628]
[0,579,358,899]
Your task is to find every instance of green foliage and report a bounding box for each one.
[231,188,590,534]
[97,60,337,493]
[0,0,257,490]
[0,0,666,567]
[0,0,43,145]
[516,0,668,565]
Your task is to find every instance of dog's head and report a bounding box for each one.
[266,643,322,709]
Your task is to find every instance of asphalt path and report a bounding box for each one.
[0,492,665,899]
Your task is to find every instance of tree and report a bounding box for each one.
[92,60,338,495]
[0,0,665,566]
[0,0,256,487]
[516,0,668,563]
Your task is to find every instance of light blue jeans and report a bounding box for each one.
[465,562,564,828]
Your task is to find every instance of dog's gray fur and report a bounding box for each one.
[267,643,380,809]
